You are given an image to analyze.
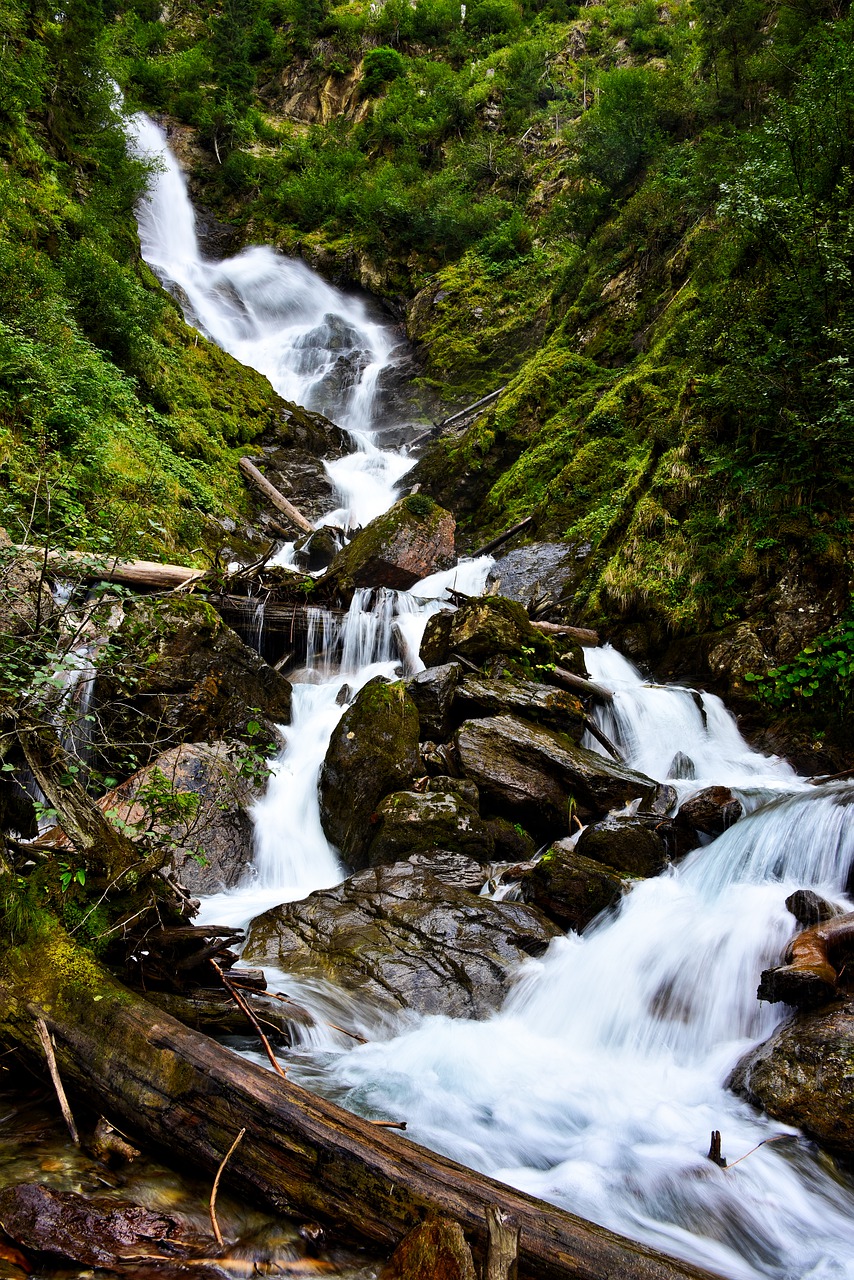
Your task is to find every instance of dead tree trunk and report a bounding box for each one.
[0,917,721,1280]
[239,458,314,535]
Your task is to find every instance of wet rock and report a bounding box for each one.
[421,596,555,669]
[292,526,342,573]
[729,999,854,1154]
[406,662,463,740]
[244,860,562,1019]
[383,1215,477,1280]
[455,714,658,838]
[0,1184,190,1266]
[319,678,420,867]
[574,815,668,878]
[786,889,844,928]
[367,789,494,866]
[75,743,254,893]
[678,787,744,838]
[96,597,292,773]
[425,774,480,808]
[667,752,696,780]
[486,542,581,611]
[453,673,586,739]
[407,849,487,890]
[524,840,628,931]
[485,815,538,862]
[324,495,456,590]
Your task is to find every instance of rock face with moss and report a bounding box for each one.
[95,597,292,775]
[524,841,629,933]
[455,714,658,838]
[323,495,456,591]
[420,596,557,669]
[319,678,421,867]
[243,859,561,1019]
[366,789,494,866]
[728,999,854,1155]
[574,816,668,878]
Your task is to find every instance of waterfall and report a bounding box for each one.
[134,120,854,1280]
[126,113,412,528]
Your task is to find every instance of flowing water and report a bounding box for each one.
[130,120,854,1279]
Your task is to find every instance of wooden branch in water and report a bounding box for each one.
[238,458,314,534]
[35,1017,79,1147]
[531,621,600,647]
[545,666,614,705]
[583,716,621,762]
[0,920,723,1280]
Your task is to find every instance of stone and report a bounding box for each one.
[786,889,844,928]
[319,678,421,867]
[406,662,463,741]
[486,542,581,611]
[0,533,53,639]
[574,816,668,878]
[728,999,854,1155]
[367,789,494,866]
[455,714,658,838]
[95,597,292,774]
[244,860,562,1019]
[0,1184,190,1267]
[383,1215,477,1280]
[421,596,555,669]
[524,841,628,932]
[667,752,696,780]
[453,673,586,739]
[292,526,342,573]
[485,815,538,862]
[678,787,744,838]
[323,495,456,590]
[425,775,480,808]
[81,742,254,893]
[407,850,488,890]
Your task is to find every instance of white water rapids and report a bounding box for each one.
[130,116,854,1279]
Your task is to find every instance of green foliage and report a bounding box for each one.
[745,605,854,719]
[361,46,406,96]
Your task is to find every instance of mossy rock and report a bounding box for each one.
[318,678,421,868]
[574,816,668,878]
[524,841,628,932]
[366,789,494,866]
[420,596,556,670]
[322,495,456,591]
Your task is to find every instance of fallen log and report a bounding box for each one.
[408,386,508,448]
[239,458,314,535]
[545,666,613,705]
[471,518,533,560]
[531,621,599,647]
[14,546,205,590]
[0,917,721,1280]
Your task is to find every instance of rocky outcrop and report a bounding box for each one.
[486,542,583,613]
[93,743,254,894]
[455,714,658,837]
[524,840,629,932]
[244,859,562,1019]
[454,673,586,738]
[319,678,421,867]
[95,597,292,774]
[0,533,53,638]
[420,596,556,669]
[324,495,456,591]
[729,999,854,1155]
[574,815,668,878]
[367,789,494,866]
[405,662,463,740]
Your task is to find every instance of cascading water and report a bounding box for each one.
[127,113,412,528]
[133,121,854,1279]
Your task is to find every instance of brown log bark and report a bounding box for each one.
[531,622,600,647]
[0,918,722,1280]
[239,458,314,534]
[545,667,613,705]
[16,548,205,590]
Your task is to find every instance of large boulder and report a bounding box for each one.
[323,495,456,590]
[244,860,562,1019]
[420,596,555,669]
[455,714,658,838]
[405,662,463,741]
[728,999,854,1155]
[574,815,668,878]
[367,789,494,866]
[524,840,629,932]
[319,678,421,867]
[678,786,744,838]
[453,674,586,739]
[486,542,581,610]
[95,598,291,774]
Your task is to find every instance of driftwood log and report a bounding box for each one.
[531,621,600,647]
[545,666,614,704]
[0,918,721,1280]
[239,458,314,535]
[13,546,205,590]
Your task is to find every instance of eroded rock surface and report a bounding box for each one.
[244,859,561,1018]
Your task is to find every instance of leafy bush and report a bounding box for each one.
[361,46,406,96]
